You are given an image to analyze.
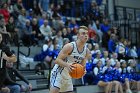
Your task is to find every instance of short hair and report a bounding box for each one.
[78,26,88,34]
[79,26,88,31]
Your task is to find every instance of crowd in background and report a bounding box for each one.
[0,0,140,93]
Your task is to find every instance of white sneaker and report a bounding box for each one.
[126,89,132,93]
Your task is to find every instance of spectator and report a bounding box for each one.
[6,16,18,46]
[91,43,101,58]
[38,13,47,27]
[0,33,17,92]
[88,25,97,43]
[31,18,44,42]
[26,8,34,21]
[101,19,110,33]
[0,14,11,44]
[43,38,54,52]
[32,0,41,16]
[22,0,34,10]
[108,34,116,53]
[68,19,79,35]
[66,27,73,42]
[5,61,32,93]
[54,30,63,49]
[101,50,109,66]
[17,8,27,30]
[84,43,94,85]
[22,19,36,46]
[110,52,118,66]
[0,3,10,24]
[102,59,123,93]
[52,17,64,31]
[93,51,101,66]
[120,60,132,93]
[91,20,103,43]
[127,59,140,93]
[129,45,138,58]
[93,60,112,93]
[39,19,52,40]
[38,0,50,14]
[115,38,126,60]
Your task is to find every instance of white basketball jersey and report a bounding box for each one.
[52,42,87,79]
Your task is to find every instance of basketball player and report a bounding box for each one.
[49,26,91,93]
[0,33,17,92]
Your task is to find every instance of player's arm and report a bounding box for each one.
[81,48,91,67]
[55,43,74,72]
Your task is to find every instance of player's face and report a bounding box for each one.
[78,29,89,43]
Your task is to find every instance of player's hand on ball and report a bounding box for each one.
[66,63,75,72]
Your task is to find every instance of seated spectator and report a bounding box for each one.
[26,8,34,21]
[129,45,138,58]
[83,43,94,85]
[84,60,94,85]
[0,14,11,44]
[112,61,124,93]
[5,61,32,93]
[0,3,10,24]
[22,19,37,46]
[31,18,44,42]
[17,8,27,29]
[0,33,17,92]
[38,13,47,27]
[68,19,79,34]
[102,59,123,93]
[110,52,118,67]
[54,30,63,49]
[93,60,112,93]
[39,19,52,40]
[93,51,102,67]
[101,50,109,66]
[6,16,18,46]
[127,59,140,93]
[120,60,132,93]
[91,43,101,58]
[115,38,126,60]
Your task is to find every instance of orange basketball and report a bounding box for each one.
[69,63,85,79]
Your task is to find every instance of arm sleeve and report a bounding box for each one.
[13,68,29,85]
[5,69,21,86]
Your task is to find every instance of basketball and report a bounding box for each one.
[69,63,85,79]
